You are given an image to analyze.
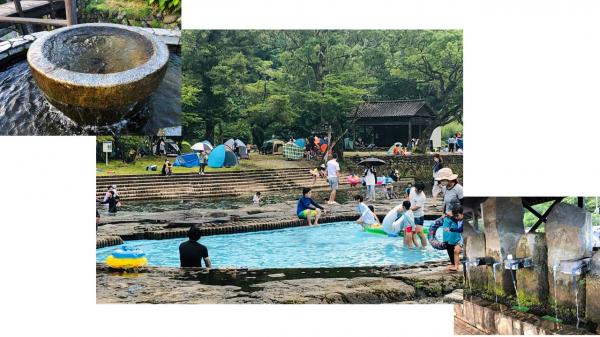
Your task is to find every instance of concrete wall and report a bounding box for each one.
[345,154,463,183]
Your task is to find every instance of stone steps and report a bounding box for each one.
[99,181,334,201]
[96,167,307,182]
[96,168,340,201]
[96,171,314,189]
[96,168,416,202]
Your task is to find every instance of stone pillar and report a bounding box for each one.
[515,233,549,309]
[464,225,488,295]
[545,202,592,315]
[586,251,600,328]
[482,197,525,299]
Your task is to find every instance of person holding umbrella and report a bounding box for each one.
[198,150,208,175]
[364,164,377,201]
[358,158,386,201]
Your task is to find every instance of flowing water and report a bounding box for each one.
[96,221,447,268]
[492,262,500,304]
[553,265,560,322]
[0,53,181,135]
[509,267,521,308]
[573,272,580,329]
[47,33,151,74]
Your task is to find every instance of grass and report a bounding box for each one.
[96,154,314,176]
[85,0,154,19]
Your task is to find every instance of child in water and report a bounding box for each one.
[354,195,380,228]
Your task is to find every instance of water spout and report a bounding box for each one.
[557,258,590,329]
[503,255,534,270]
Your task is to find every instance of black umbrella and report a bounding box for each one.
[358,158,387,166]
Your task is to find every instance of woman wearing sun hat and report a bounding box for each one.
[435,167,463,215]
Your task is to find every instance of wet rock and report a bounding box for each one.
[464,229,487,294]
[482,197,524,298]
[545,203,592,310]
[515,233,548,308]
[444,288,464,303]
[163,15,178,24]
[586,251,600,325]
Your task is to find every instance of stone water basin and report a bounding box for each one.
[27,23,169,125]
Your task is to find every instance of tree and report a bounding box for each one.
[387,30,463,150]
[182,30,463,156]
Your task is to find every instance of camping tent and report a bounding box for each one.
[208,145,239,168]
[224,139,249,159]
[261,139,284,155]
[295,138,306,149]
[283,143,304,160]
[191,142,213,153]
[386,142,403,155]
[173,152,200,168]
[181,141,192,154]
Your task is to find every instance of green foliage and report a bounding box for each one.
[183,30,463,153]
[523,197,600,229]
[85,0,153,18]
[441,121,463,140]
[147,0,181,12]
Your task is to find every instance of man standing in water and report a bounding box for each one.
[326,153,340,204]
[179,225,212,268]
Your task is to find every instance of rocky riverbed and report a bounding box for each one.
[97,261,463,304]
[97,193,446,247]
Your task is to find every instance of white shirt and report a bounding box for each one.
[382,204,403,234]
[392,210,415,232]
[253,195,260,204]
[326,159,340,178]
[409,187,426,218]
[365,169,376,186]
[357,202,377,225]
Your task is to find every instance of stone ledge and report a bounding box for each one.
[456,297,595,335]
[96,261,462,304]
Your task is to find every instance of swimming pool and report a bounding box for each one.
[96,221,448,268]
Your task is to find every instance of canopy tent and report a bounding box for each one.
[191,142,213,153]
[283,143,304,160]
[261,139,284,155]
[224,139,249,159]
[295,138,306,149]
[208,145,239,168]
[173,153,200,168]
[386,142,403,155]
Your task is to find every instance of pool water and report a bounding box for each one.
[96,221,448,268]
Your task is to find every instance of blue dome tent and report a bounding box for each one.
[295,138,306,148]
[173,153,200,168]
[208,145,239,168]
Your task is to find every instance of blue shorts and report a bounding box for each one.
[414,216,424,225]
[329,177,339,190]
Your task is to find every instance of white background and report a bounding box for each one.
[2,0,600,336]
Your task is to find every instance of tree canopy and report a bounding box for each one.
[182,30,462,154]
